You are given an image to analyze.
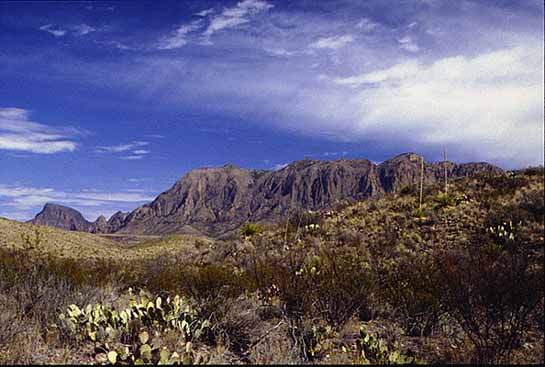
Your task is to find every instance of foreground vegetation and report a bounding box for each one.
[0,167,543,364]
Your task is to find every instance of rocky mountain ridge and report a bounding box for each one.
[30,153,504,237]
[31,205,129,234]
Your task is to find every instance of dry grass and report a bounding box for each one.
[0,218,213,261]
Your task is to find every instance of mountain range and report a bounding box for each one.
[30,153,504,237]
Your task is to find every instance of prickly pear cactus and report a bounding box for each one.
[57,293,211,365]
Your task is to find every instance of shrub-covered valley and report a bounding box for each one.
[0,165,543,364]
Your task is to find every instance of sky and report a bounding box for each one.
[0,0,543,221]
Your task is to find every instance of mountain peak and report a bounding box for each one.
[31,202,91,232]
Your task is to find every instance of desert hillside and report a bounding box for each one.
[1,166,543,364]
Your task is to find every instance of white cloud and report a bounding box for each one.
[397,35,420,52]
[202,0,274,41]
[102,40,136,51]
[39,24,67,37]
[95,141,149,153]
[120,155,145,160]
[72,24,96,35]
[331,45,543,167]
[334,60,420,86]
[356,18,378,31]
[132,149,150,155]
[309,34,354,50]
[323,151,348,157]
[0,107,78,154]
[158,20,203,49]
[195,8,214,17]
[264,47,293,57]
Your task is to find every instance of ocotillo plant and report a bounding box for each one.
[419,156,424,210]
[443,146,448,194]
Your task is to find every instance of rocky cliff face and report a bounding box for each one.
[30,153,504,236]
[116,153,503,236]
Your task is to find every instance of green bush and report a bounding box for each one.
[240,222,263,237]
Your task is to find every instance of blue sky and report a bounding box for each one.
[0,0,543,221]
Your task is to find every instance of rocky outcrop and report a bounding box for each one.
[106,211,129,233]
[30,153,504,236]
[90,215,108,233]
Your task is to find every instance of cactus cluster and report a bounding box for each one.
[58,294,210,365]
[356,327,418,364]
[295,255,322,277]
[487,220,519,244]
[92,338,196,365]
[305,322,334,358]
[303,223,320,233]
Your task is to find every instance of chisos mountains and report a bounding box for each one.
[31,204,129,234]
[30,153,504,237]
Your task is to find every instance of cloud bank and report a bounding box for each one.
[0,107,78,154]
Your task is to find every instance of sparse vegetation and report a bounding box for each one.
[0,168,543,364]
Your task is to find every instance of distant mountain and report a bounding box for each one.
[30,153,504,236]
[30,203,128,234]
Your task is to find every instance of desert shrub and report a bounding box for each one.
[0,248,113,330]
[240,222,263,237]
[411,206,433,225]
[251,248,372,327]
[437,229,544,363]
[517,187,545,222]
[183,266,247,301]
[208,294,263,360]
[302,250,373,325]
[285,210,324,237]
[398,183,414,195]
[376,253,444,337]
[519,165,544,177]
[137,253,250,301]
[288,319,335,361]
[485,175,529,197]
[0,294,29,345]
[433,192,458,209]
